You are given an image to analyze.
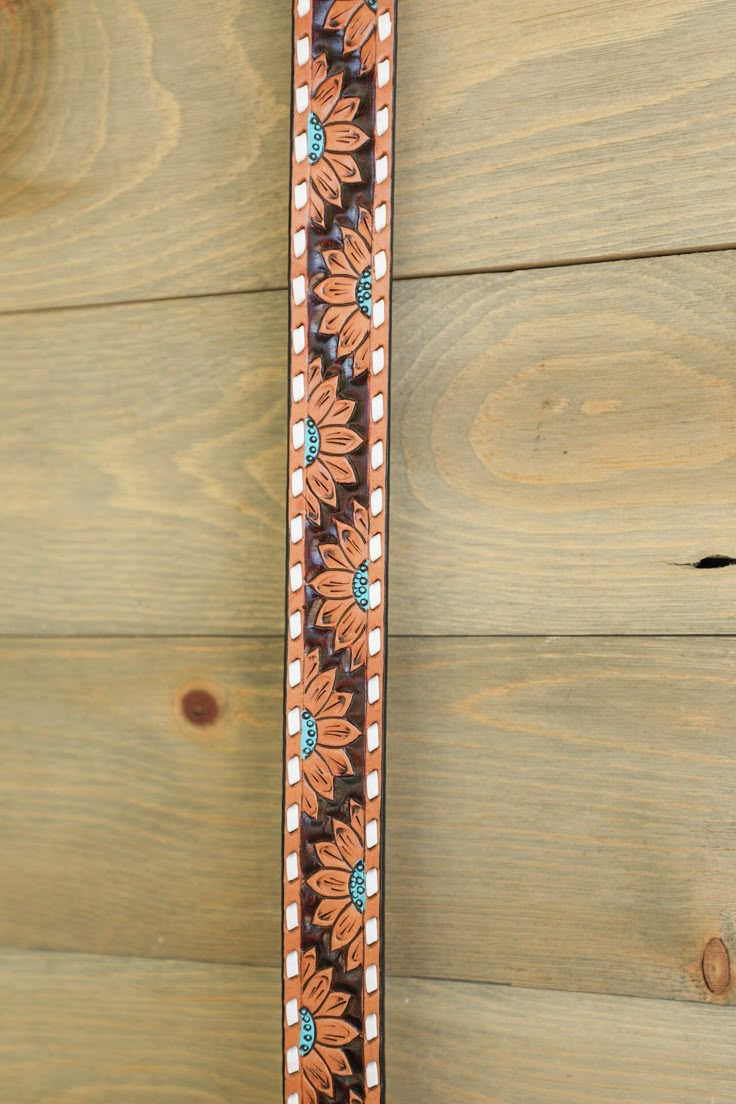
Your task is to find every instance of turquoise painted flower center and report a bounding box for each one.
[365,0,378,10]
[299,1007,316,1056]
[308,112,326,164]
[301,709,318,759]
[355,266,372,317]
[352,560,369,610]
[349,859,366,913]
[305,416,320,465]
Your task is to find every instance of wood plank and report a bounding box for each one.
[0,0,290,310]
[5,252,736,633]
[0,292,285,634]
[4,1,736,309]
[1,953,734,1103]
[0,952,281,1103]
[0,638,282,965]
[387,977,736,1104]
[3,636,736,1007]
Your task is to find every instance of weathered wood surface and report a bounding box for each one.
[1,952,734,1103]
[5,253,736,633]
[2,637,735,1007]
[4,1,736,309]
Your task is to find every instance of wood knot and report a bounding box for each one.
[702,937,731,995]
[181,688,219,727]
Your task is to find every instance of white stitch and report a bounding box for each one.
[295,181,308,210]
[376,155,388,184]
[372,346,385,374]
[373,298,385,328]
[368,627,381,656]
[366,819,378,848]
[369,534,382,561]
[293,228,306,257]
[286,950,299,978]
[297,0,311,14]
[296,85,309,113]
[366,867,378,897]
[296,36,310,65]
[286,903,299,931]
[366,1012,378,1041]
[366,964,378,993]
[292,420,305,449]
[288,659,301,687]
[292,325,305,354]
[290,516,303,545]
[371,394,384,422]
[290,562,303,591]
[367,722,379,752]
[366,768,379,797]
[292,275,306,305]
[368,676,380,704]
[366,917,378,944]
[371,442,384,471]
[287,803,300,832]
[291,468,304,496]
[376,106,389,136]
[374,250,387,280]
[370,488,383,516]
[286,998,299,1026]
[378,11,391,39]
[289,610,302,639]
[288,709,300,737]
[294,133,308,163]
[367,1059,379,1088]
[377,59,390,88]
[288,1096,300,1104]
[369,580,381,609]
[292,373,305,402]
[287,1045,300,1074]
[287,756,301,785]
[286,851,299,881]
[375,204,387,233]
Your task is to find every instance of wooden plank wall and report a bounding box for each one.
[2,1,736,1100]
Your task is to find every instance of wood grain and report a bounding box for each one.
[4,1,736,309]
[3,636,736,1007]
[0,952,281,1103]
[2,953,734,1103]
[0,0,290,311]
[6,253,736,633]
[0,638,282,965]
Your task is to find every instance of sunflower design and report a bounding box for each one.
[311,501,369,670]
[314,206,373,377]
[305,357,362,523]
[299,947,358,1104]
[308,801,365,971]
[309,54,369,227]
[325,0,377,75]
[300,649,361,819]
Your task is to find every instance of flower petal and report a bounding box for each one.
[317,1016,359,1049]
[319,745,353,778]
[320,990,351,1018]
[304,1048,334,1096]
[312,896,350,925]
[337,309,370,358]
[310,183,326,228]
[319,304,353,336]
[318,717,360,748]
[313,72,343,121]
[312,158,342,206]
[304,752,336,799]
[323,454,357,485]
[329,96,360,122]
[316,597,350,629]
[306,459,337,509]
[310,376,339,423]
[320,544,353,572]
[304,649,321,688]
[314,275,357,306]
[325,122,370,152]
[312,53,328,86]
[306,667,337,715]
[303,782,319,819]
[337,519,364,569]
[315,841,348,869]
[312,569,353,599]
[328,151,363,183]
[359,32,376,74]
[303,965,333,1014]
[353,502,369,540]
[344,3,374,51]
[325,0,361,31]
[334,820,363,868]
[346,934,362,971]
[332,905,362,949]
[319,425,362,455]
[309,868,351,898]
[341,226,371,273]
[303,947,318,984]
[320,1042,354,1078]
[323,249,355,277]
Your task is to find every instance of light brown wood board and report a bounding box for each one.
[4,252,736,633]
[1,952,734,1103]
[4,1,736,309]
[2,636,735,1008]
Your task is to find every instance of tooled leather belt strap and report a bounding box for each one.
[283,3,396,1103]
